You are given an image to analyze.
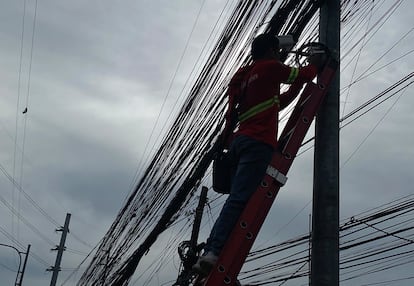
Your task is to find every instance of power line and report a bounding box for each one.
[126,0,209,195]
[0,160,60,227]
[0,225,49,268]
[341,0,374,118]
[341,83,410,167]
[76,0,413,284]
[238,195,414,285]
[340,72,413,127]
[296,72,413,156]
[359,275,414,286]
[12,0,28,246]
[19,0,39,238]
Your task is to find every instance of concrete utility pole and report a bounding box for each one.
[49,213,71,286]
[311,0,340,285]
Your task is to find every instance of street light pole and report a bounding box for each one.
[0,243,31,286]
[17,244,31,286]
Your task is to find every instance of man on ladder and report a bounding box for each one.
[193,33,325,276]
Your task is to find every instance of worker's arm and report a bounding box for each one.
[277,54,327,109]
[281,64,318,84]
[278,51,327,84]
[279,81,305,110]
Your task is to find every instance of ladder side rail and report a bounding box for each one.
[279,60,338,171]
[206,162,283,286]
[204,59,338,286]
[204,79,327,285]
[280,63,336,174]
[203,84,316,285]
[278,59,338,156]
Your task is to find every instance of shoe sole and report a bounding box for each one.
[200,260,216,276]
[193,260,216,277]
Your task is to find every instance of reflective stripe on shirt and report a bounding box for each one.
[238,96,280,122]
[286,67,299,83]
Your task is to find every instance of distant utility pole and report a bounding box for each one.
[311,0,340,285]
[0,243,30,286]
[16,244,31,286]
[48,213,71,286]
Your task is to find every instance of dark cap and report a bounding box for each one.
[251,34,279,60]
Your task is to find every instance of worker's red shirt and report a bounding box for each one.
[234,59,317,148]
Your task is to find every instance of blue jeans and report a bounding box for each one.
[204,135,273,255]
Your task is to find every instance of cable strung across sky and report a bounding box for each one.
[239,194,414,285]
[78,1,323,284]
[76,0,405,285]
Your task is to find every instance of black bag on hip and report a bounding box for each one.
[212,151,231,194]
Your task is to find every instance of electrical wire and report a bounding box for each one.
[18,0,38,237]
[341,83,410,167]
[12,0,28,246]
[76,0,413,285]
[238,195,414,285]
[341,0,374,118]
[126,0,209,194]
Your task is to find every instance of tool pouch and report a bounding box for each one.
[212,151,231,194]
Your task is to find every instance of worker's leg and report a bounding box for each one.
[205,135,273,256]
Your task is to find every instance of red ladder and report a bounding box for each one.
[203,58,338,286]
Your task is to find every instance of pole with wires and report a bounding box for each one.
[311,0,340,285]
[174,186,209,286]
[16,244,30,286]
[48,213,71,286]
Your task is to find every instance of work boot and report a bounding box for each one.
[192,252,218,276]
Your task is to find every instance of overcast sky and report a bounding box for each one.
[0,1,413,285]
